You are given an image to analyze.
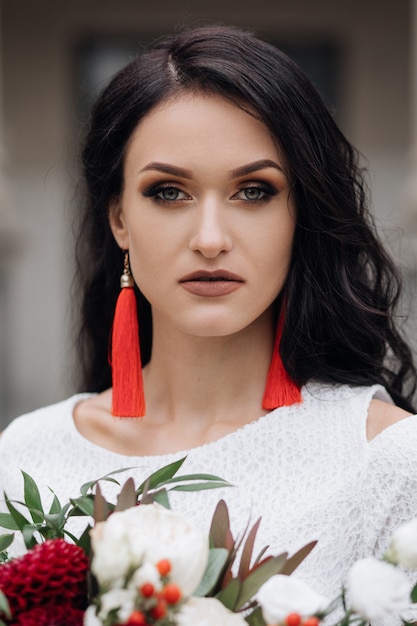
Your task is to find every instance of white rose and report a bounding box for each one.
[177,597,247,626]
[98,588,136,622]
[90,516,135,587]
[99,503,208,596]
[257,575,329,624]
[347,557,411,621]
[129,561,162,591]
[386,519,417,569]
[83,606,102,626]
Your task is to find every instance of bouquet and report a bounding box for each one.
[0,458,416,626]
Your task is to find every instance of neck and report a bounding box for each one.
[143,310,275,425]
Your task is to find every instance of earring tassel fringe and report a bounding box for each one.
[111,286,146,417]
[262,311,302,410]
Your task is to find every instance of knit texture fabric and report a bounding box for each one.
[1,382,417,625]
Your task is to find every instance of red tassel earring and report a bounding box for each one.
[262,304,302,410]
[111,251,146,417]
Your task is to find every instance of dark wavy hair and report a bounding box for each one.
[75,24,417,411]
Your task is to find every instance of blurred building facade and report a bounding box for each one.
[0,0,417,426]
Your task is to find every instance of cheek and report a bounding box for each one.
[126,221,176,295]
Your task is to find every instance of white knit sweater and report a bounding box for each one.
[1,382,417,623]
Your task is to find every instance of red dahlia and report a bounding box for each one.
[0,539,89,617]
[13,605,84,626]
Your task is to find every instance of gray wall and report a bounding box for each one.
[1,0,415,426]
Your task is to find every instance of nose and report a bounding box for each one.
[189,196,233,258]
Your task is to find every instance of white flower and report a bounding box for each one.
[129,561,162,591]
[346,557,411,621]
[90,515,134,587]
[177,597,247,626]
[386,519,417,569]
[83,606,102,626]
[98,588,136,621]
[257,575,329,624]
[91,503,208,595]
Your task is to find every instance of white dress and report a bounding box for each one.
[1,382,417,622]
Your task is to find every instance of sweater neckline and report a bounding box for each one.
[67,392,285,460]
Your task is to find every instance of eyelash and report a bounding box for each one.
[232,183,278,203]
[141,181,278,205]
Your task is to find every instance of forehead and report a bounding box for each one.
[124,92,285,174]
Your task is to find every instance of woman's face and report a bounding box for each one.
[110,93,296,339]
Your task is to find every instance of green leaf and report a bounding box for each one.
[216,578,241,610]
[114,478,137,512]
[169,481,232,492]
[48,491,62,515]
[4,494,31,531]
[235,553,288,610]
[0,589,11,618]
[76,523,92,555]
[38,526,64,541]
[79,467,136,497]
[0,534,14,552]
[21,470,44,523]
[136,457,187,494]
[162,473,232,486]
[0,512,20,531]
[280,540,317,576]
[411,582,417,603]
[151,489,171,509]
[21,524,39,549]
[69,496,95,517]
[63,529,80,544]
[43,511,66,531]
[245,606,267,626]
[194,548,229,597]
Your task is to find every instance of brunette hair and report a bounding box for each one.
[75,24,416,410]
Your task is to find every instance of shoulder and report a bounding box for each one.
[366,399,413,441]
[0,394,92,449]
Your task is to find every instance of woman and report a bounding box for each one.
[1,25,417,609]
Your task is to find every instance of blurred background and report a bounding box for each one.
[1,0,417,427]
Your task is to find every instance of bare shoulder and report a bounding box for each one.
[366,398,413,441]
[73,389,112,435]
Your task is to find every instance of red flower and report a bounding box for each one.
[12,605,84,626]
[0,539,89,618]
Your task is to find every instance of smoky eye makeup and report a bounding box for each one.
[233,180,280,202]
[141,181,191,203]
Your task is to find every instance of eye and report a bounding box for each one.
[240,187,265,201]
[157,187,187,201]
[142,183,191,203]
[233,183,277,203]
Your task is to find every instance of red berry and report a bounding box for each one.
[150,599,167,620]
[285,614,302,626]
[126,611,147,625]
[163,583,182,604]
[303,618,320,626]
[156,559,171,576]
[140,582,155,598]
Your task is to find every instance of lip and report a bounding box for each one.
[179,270,244,297]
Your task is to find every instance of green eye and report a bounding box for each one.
[243,187,264,200]
[158,187,181,201]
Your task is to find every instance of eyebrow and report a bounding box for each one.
[231,159,284,177]
[139,162,193,178]
[138,158,284,179]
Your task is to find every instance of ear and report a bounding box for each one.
[109,199,129,249]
